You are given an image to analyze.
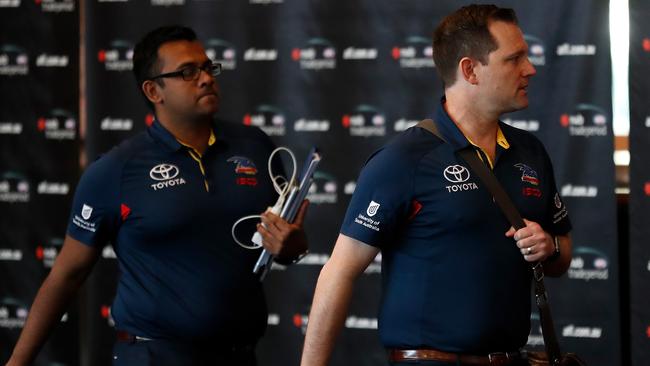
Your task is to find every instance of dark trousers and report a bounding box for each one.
[390,361,460,366]
[112,338,257,366]
[390,358,529,366]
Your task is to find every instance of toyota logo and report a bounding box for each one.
[150,164,179,181]
[443,165,470,183]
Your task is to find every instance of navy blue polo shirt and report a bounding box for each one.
[67,119,281,344]
[341,101,571,353]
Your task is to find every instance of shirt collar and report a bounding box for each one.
[148,118,217,152]
[434,96,510,151]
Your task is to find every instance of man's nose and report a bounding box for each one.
[524,57,537,77]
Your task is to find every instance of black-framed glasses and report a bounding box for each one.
[149,62,222,82]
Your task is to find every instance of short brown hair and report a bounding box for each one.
[432,4,518,87]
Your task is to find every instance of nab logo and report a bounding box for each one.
[293,313,309,334]
[205,38,236,70]
[392,36,434,69]
[243,104,286,136]
[0,297,29,330]
[0,44,29,75]
[568,246,609,281]
[524,35,546,66]
[36,237,63,268]
[341,104,386,137]
[560,104,608,137]
[0,171,30,203]
[307,171,337,204]
[98,40,134,71]
[292,38,337,70]
[37,109,76,140]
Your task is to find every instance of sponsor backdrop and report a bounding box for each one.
[1,0,620,365]
[0,0,80,365]
[629,1,650,365]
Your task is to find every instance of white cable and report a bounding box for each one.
[231,146,298,250]
[232,215,263,249]
[268,147,296,197]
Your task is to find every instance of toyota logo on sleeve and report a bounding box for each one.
[149,164,186,191]
[150,164,179,181]
[443,165,478,193]
[443,165,470,183]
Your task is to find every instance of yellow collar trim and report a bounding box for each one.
[176,128,216,156]
[496,127,510,149]
[208,129,216,146]
[464,126,510,150]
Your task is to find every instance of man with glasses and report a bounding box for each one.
[7,26,308,366]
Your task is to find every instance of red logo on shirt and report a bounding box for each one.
[408,200,422,220]
[120,204,131,221]
[236,177,258,186]
[523,187,542,198]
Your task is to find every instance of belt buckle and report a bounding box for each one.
[488,352,510,365]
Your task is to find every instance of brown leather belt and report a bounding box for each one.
[116,330,153,343]
[387,348,524,366]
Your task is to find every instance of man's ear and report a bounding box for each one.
[142,80,163,105]
[458,57,479,85]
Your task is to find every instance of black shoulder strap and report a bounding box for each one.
[416,119,563,366]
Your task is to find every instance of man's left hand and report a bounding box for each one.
[257,200,309,264]
[505,218,553,262]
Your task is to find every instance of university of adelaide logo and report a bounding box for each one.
[72,203,97,233]
[366,200,380,217]
[81,204,93,220]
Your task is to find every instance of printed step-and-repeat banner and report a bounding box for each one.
[629,1,650,365]
[0,1,80,366]
[1,1,620,365]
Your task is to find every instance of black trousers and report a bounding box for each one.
[112,338,257,366]
[390,359,529,366]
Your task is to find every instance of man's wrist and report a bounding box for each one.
[546,235,561,262]
[274,250,309,265]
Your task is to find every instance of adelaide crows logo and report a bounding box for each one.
[227,156,258,175]
[514,163,539,186]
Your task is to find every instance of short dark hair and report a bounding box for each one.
[132,25,198,110]
[432,4,518,87]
